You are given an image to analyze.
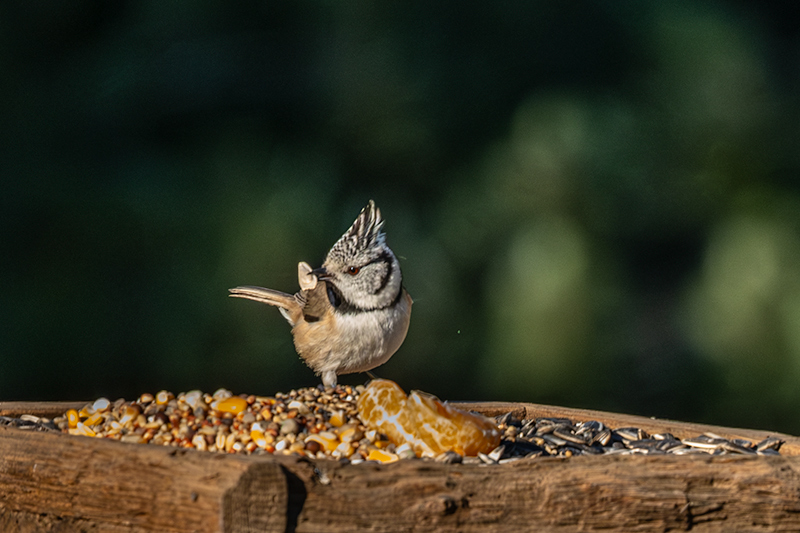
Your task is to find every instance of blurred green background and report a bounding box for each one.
[2,1,800,434]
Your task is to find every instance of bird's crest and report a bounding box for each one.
[328,200,386,261]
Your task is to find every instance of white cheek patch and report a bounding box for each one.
[368,263,389,293]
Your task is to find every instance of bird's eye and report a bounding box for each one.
[347,266,360,275]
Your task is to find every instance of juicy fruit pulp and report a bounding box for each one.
[356,379,500,457]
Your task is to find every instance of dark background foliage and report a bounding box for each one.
[3,1,800,434]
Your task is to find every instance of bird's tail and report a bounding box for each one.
[228,286,297,309]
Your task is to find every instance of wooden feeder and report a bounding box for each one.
[2,399,800,532]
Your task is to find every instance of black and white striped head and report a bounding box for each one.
[316,200,402,311]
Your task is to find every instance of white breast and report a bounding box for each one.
[319,291,412,376]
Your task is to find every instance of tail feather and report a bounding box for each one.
[228,286,297,309]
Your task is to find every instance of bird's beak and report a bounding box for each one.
[311,267,331,280]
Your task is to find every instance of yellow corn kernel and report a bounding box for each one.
[70,422,96,437]
[216,396,248,414]
[328,410,345,427]
[305,431,339,452]
[367,448,398,463]
[225,432,237,452]
[336,424,364,443]
[118,407,137,426]
[139,393,154,403]
[66,409,79,429]
[373,439,392,449]
[155,390,173,405]
[334,441,354,458]
[92,397,111,412]
[83,412,104,427]
[250,429,275,448]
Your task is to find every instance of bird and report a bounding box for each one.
[229,200,412,388]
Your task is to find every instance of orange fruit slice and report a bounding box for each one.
[357,379,500,458]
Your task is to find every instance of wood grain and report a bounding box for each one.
[2,400,800,531]
[0,425,286,533]
[0,401,87,419]
[288,453,800,532]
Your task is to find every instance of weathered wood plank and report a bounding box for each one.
[0,401,87,419]
[289,453,800,532]
[0,426,287,533]
[3,400,800,532]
